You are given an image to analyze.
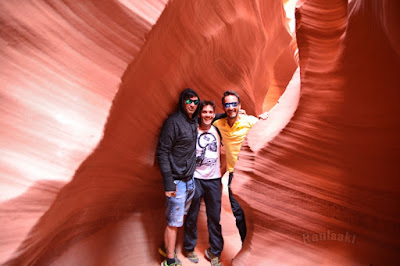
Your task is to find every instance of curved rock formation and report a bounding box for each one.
[1,0,293,265]
[234,0,400,265]
[1,0,399,265]
[0,0,167,264]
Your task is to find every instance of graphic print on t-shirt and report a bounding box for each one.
[196,132,218,167]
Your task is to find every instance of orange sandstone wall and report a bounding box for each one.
[0,0,167,264]
[1,0,294,265]
[1,0,399,265]
[234,0,400,265]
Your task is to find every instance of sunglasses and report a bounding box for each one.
[185,99,199,105]
[223,102,239,108]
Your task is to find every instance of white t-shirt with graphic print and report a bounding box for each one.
[194,125,221,179]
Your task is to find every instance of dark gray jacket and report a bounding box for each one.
[157,89,200,191]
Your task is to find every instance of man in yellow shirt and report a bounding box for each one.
[213,90,267,243]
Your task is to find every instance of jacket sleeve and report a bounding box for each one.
[156,118,176,191]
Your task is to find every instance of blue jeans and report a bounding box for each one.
[165,178,195,227]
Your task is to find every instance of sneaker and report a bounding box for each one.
[184,250,199,263]
[205,248,222,266]
[161,259,182,266]
[158,246,182,265]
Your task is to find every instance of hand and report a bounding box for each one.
[239,109,247,115]
[165,191,176,198]
[258,112,269,120]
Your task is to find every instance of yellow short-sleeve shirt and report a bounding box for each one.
[213,114,258,172]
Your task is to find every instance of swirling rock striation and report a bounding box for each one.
[2,0,294,265]
[0,0,166,264]
[233,0,400,265]
[1,0,399,265]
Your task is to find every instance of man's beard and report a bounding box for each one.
[226,110,238,119]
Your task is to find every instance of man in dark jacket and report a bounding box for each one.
[157,88,200,266]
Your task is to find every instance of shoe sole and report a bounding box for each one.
[187,256,199,263]
[159,247,182,265]
[205,249,221,266]
[184,251,199,263]
[205,249,212,261]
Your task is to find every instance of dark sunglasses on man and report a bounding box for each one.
[223,102,239,108]
[185,99,199,105]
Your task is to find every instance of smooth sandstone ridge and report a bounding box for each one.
[0,0,399,265]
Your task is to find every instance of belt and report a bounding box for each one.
[180,176,193,182]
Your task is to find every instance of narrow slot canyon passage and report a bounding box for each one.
[1,0,399,265]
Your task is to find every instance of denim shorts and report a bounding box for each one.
[165,178,195,227]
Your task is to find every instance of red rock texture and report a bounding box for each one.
[234,0,400,265]
[1,0,399,265]
[0,0,167,264]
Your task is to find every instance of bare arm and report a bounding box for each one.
[165,191,177,198]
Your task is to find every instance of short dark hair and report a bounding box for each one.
[222,90,240,105]
[182,88,198,100]
[199,100,216,112]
